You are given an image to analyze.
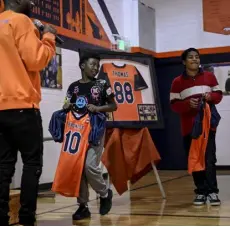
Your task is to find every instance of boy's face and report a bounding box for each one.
[183,51,200,71]
[83,58,100,79]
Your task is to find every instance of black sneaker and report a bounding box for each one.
[72,205,91,221]
[207,193,221,206]
[193,194,206,205]
[19,216,36,226]
[0,216,9,226]
[100,189,113,215]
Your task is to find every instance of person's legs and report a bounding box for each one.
[183,135,207,205]
[205,130,220,205]
[76,140,108,206]
[73,135,112,221]
[77,172,89,206]
[0,117,18,226]
[9,109,43,225]
[192,171,207,195]
[84,146,108,198]
[84,138,112,215]
[72,172,91,221]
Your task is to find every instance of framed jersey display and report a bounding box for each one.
[79,49,164,129]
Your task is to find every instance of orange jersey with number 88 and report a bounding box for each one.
[98,63,148,121]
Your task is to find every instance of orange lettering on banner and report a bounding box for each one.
[203,0,230,35]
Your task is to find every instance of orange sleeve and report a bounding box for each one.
[14,15,56,71]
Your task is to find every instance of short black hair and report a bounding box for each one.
[181,48,200,61]
[79,52,100,69]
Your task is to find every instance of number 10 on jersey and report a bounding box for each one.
[114,81,134,104]
[63,131,81,154]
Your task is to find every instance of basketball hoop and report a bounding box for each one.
[111,34,131,52]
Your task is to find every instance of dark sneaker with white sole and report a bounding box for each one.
[207,193,221,206]
[72,205,91,221]
[193,194,206,205]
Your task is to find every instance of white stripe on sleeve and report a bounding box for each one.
[170,93,181,101]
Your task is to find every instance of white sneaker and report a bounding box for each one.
[207,193,221,206]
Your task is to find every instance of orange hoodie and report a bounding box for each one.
[0,10,55,110]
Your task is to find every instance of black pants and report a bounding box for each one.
[183,130,219,195]
[0,109,43,226]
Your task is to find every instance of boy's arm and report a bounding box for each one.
[96,96,117,112]
[170,78,191,114]
[63,83,74,109]
[87,82,117,113]
[207,73,223,104]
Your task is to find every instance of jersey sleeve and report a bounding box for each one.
[134,67,148,91]
[98,64,114,100]
[64,83,76,104]
[170,77,191,114]
[97,64,111,86]
[102,81,115,102]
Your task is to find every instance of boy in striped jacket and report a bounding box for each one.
[170,48,222,206]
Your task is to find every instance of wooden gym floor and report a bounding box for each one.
[34,170,230,226]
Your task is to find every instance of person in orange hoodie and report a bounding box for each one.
[0,0,56,225]
[170,48,222,206]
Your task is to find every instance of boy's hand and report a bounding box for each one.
[63,103,72,110]
[190,98,199,109]
[204,92,212,102]
[87,104,99,113]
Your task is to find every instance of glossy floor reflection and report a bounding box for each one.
[36,171,230,226]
